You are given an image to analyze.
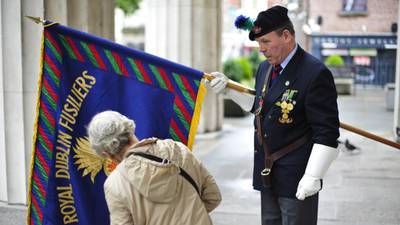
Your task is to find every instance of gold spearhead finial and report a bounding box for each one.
[25,16,45,24]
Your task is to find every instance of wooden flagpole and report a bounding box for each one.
[204,73,400,150]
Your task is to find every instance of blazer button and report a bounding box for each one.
[264,134,268,138]
[268,115,272,119]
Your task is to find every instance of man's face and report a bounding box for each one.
[255,31,288,66]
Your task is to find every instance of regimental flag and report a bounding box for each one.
[27,21,206,225]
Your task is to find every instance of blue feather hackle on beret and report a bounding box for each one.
[234,15,254,31]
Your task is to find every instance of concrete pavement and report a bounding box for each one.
[1,87,400,225]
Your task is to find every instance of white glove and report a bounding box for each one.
[209,72,229,94]
[296,143,339,200]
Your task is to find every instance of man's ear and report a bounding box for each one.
[283,29,291,42]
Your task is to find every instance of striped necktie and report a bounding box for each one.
[270,64,282,86]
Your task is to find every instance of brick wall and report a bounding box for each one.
[309,0,398,34]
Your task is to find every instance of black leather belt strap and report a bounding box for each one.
[256,123,311,187]
[131,152,200,195]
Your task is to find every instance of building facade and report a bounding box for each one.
[307,0,398,86]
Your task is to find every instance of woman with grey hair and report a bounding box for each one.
[87,110,221,225]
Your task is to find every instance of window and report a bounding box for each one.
[340,0,368,16]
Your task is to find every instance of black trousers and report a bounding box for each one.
[261,188,318,225]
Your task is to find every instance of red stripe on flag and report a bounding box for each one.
[157,67,174,91]
[170,119,187,144]
[43,78,58,103]
[35,147,50,175]
[45,30,62,54]
[38,126,54,153]
[32,173,46,200]
[135,60,152,84]
[112,52,129,77]
[88,44,107,70]
[65,36,84,62]
[180,75,196,101]
[31,194,43,221]
[41,102,56,127]
[45,54,61,78]
[175,98,191,122]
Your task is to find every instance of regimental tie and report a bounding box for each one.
[270,64,282,87]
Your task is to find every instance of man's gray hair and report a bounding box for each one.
[87,110,135,157]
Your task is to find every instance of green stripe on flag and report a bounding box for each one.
[173,105,190,131]
[80,42,99,68]
[58,35,77,60]
[172,73,194,109]
[34,157,49,180]
[127,58,144,82]
[44,62,60,87]
[32,181,45,206]
[104,50,122,74]
[194,80,200,87]
[31,201,41,224]
[149,65,167,90]
[169,127,181,142]
[37,135,52,159]
[45,39,62,63]
[39,111,54,137]
[41,89,57,112]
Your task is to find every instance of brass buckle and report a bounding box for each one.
[261,168,271,176]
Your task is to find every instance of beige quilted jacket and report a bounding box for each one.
[104,138,221,225]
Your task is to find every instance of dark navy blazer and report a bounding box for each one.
[251,46,340,197]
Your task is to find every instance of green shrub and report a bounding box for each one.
[223,57,253,82]
[248,49,263,76]
[324,55,345,67]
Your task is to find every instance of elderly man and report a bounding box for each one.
[210,5,340,225]
[87,110,221,225]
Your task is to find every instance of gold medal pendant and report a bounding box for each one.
[277,89,298,124]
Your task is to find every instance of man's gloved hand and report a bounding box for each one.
[295,143,338,201]
[209,72,229,94]
[295,174,321,200]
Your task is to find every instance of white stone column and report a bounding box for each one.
[22,0,44,194]
[0,0,8,203]
[100,0,115,41]
[394,4,400,141]
[67,0,114,40]
[44,0,68,24]
[1,0,27,204]
[145,0,223,133]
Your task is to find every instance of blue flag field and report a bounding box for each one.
[27,21,206,225]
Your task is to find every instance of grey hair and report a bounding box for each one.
[87,110,135,157]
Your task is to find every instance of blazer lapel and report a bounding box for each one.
[264,46,305,109]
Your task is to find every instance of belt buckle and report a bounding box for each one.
[261,168,271,176]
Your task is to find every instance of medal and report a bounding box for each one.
[277,89,298,124]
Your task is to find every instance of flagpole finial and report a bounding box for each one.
[25,16,45,24]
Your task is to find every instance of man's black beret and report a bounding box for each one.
[249,5,290,41]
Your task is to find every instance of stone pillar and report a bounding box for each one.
[1,0,27,204]
[394,4,400,141]
[44,0,67,24]
[0,0,8,203]
[68,0,114,40]
[22,0,44,192]
[145,0,223,133]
